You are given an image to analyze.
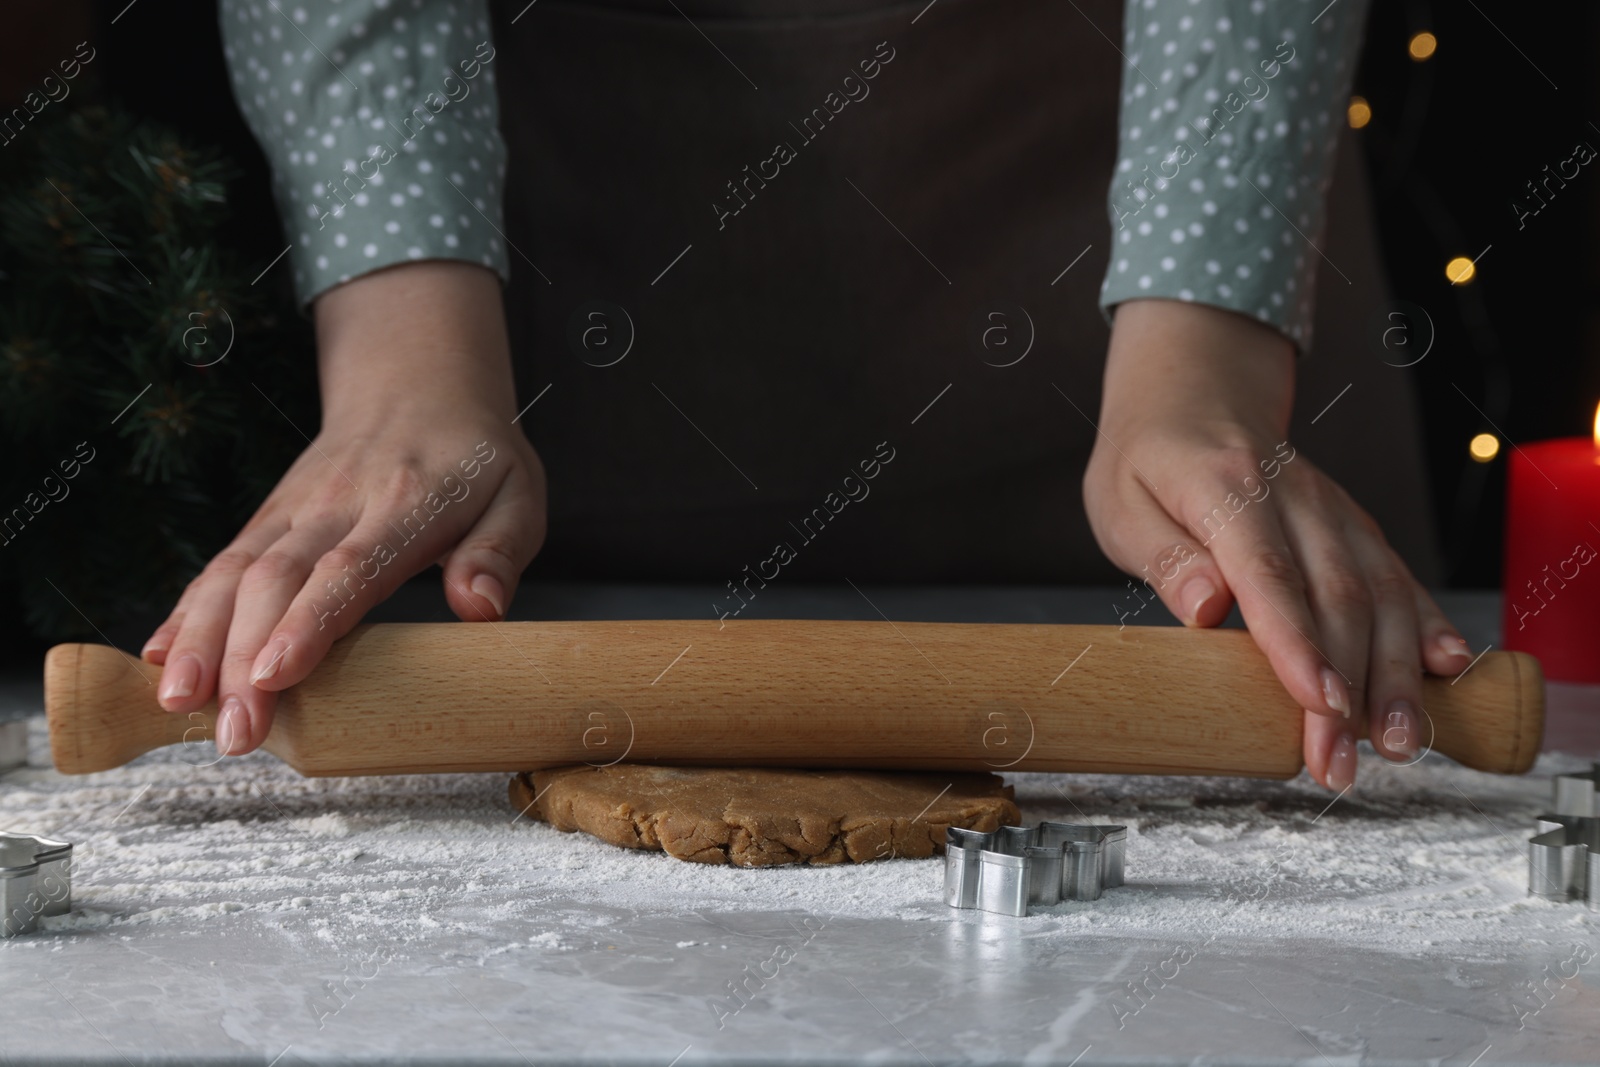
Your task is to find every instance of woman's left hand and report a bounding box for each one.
[1082,298,1475,791]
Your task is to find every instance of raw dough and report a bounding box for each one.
[509,765,1019,867]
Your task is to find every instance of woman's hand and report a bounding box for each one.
[1084,298,1473,791]
[138,261,547,756]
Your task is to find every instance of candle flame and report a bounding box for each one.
[1594,401,1600,447]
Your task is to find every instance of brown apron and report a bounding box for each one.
[489,0,1439,587]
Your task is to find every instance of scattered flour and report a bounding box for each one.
[1,717,1594,960]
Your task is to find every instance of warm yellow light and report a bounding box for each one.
[1446,256,1476,284]
[1408,32,1437,60]
[1592,401,1599,447]
[1347,96,1372,129]
[1469,433,1500,462]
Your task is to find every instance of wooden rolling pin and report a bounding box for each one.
[43,620,1544,778]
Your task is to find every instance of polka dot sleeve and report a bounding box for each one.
[219,0,509,310]
[1097,0,1371,352]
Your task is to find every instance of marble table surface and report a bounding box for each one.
[1,584,1596,1066]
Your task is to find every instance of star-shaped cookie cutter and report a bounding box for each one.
[945,821,1127,916]
[1529,763,1599,909]
[0,831,73,937]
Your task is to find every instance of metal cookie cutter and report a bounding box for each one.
[945,821,1127,916]
[1529,764,1600,908]
[0,832,73,937]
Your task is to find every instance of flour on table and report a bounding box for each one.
[1,717,1593,960]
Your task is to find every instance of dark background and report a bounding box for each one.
[1354,0,1600,583]
[1,0,1595,664]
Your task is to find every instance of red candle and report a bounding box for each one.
[1502,404,1600,683]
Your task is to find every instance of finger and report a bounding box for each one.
[145,489,304,666]
[247,512,445,694]
[1303,705,1357,792]
[215,517,350,756]
[144,567,211,663]
[1085,473,1232,627]
[1277,498,1379,793]
[1415,584,1473,676]
[156,522,285,712]
[1192,487,1347,719]
[1351,544,1425,763]
[141,614,183,665]
[1281,499,1373,724]
[440,463,547,624]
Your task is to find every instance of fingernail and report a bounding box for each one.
[1180,576,1217,625]
[470,573,505,619]
[1326,732,1358,792]
[141,633,170,661]
[1383,700,1420,759]
[1436,634,1471,661]
[158,655,199,705]
[215,697,247,756]
[249,637,290,685]
[1320,668,1351,719]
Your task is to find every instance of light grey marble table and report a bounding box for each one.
[1,584,1596,1066]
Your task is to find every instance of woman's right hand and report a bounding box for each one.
[138,261,547,756]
